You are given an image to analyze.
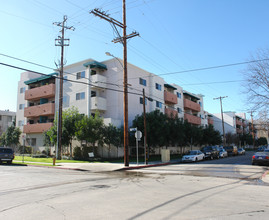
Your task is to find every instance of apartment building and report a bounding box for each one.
[0,110,16,136]
[212,112,254,136]
[16,58,209,151]
[16,72,58,149]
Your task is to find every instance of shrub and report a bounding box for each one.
[18,145,32,154]
[73,146,82,160]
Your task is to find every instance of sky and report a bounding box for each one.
[1,0,269,120]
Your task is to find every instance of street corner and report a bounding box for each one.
[262,170,269,184]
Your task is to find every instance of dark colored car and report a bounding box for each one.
[252,151,269,166]
[201,146,220,160]
[0,147,14,164]
[224,146,238,156]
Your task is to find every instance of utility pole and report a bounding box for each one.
[53,15,74,160]
[213,96,228,146]
[143,89,148,164]
[90,1,139,167]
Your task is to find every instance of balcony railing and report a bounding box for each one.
[165,108,178,118]
[23,122,53,134]
[164,91,177,105]
[184,99,200,112]
[91,74,107,88]
[184,113,201,125]
[25,84,55,101]
[91,97,107,111]
[24,103,55,118]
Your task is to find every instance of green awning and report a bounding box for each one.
[164,84,177,90]
[83,61,107,70]
[24,72,58,85]
[183,91,200,101]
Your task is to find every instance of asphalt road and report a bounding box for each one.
[0,152,269,220]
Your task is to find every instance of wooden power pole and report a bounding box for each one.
[53,16,74,159]
[90,1,139,167]
[213,96,228,146]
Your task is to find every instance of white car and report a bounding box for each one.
[219,149,228,158]
[182,150,205,162]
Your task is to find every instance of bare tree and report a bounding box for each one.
[244,49,269,113]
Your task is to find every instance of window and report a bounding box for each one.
[0,115,1,120]
[177,92,181,98]
[140,97,147,105]
[76,71,85,79]
[177,108,182,113]
[19,104,25,110]
[91,70,97,75]
[155,83,162,91]
[139,78,147,86]
[199,101,202,107]
[91,91,97,97]
[76,92,85,100]
[20,87,26,94]
[18,120,24,127]
[156,101,162,108]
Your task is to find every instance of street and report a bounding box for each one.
[0,152,269,220]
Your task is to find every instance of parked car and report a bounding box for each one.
[238,148,246,155]
[0,147,14,164]
[252,151,269,166]
[219,149,228,158]
[182,150,205,162]
[224,146,238,156]
[201,146,220,160]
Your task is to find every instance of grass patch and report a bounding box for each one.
[15,156,90,164]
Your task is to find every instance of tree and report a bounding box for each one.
[43,107,83,157]
[62,107,83,156]
[225,132,239,145]
[244,49,269,113]
[0,126,21,150]
[103,124,121,158]
[75,113,104,155]
[202,125,222,146]
[257,137,268,146]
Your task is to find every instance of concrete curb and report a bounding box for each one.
[20,163,89,172]
[116,161,180,171]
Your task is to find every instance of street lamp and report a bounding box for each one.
[105,51,129,166]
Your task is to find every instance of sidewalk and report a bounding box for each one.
[14,159,181,172]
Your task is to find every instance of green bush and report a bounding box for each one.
[18,145,32,154]
[73,146,82,160]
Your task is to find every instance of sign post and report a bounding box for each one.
[135,130,142,165]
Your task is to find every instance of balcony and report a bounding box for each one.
[23,122,53,134]
[164,91,177,105]
[91,97,107,111]
[25,84,55,101]
[184,114,201,125]
[165,108,178,118]
[24,103,55,118]
[91,74,107,88]
[208,118,214,125]
[184,99,200,112]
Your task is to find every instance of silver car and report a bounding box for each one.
[219,149,228,158]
